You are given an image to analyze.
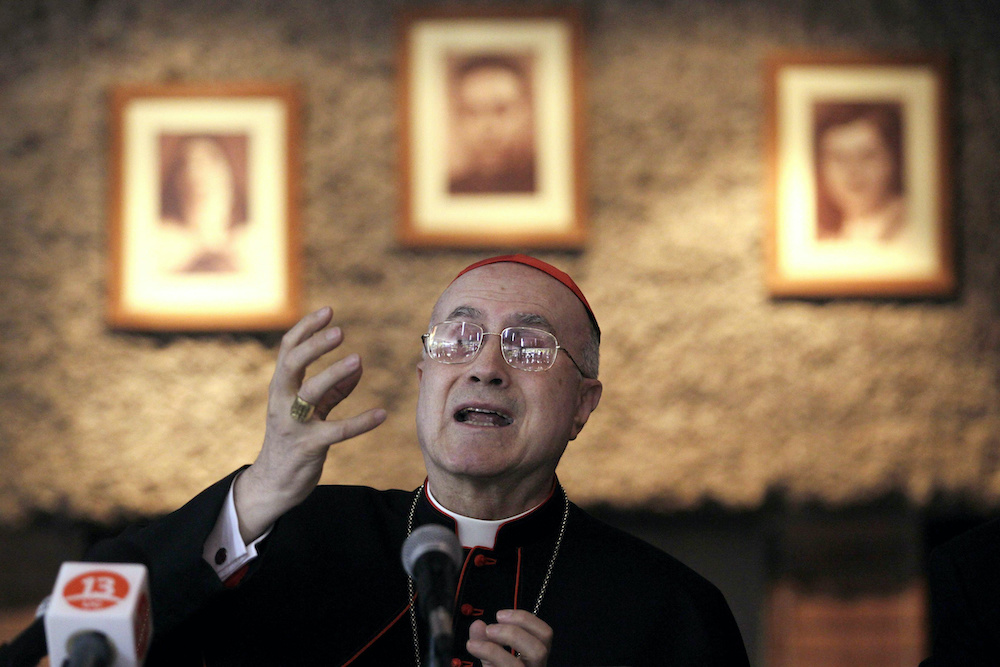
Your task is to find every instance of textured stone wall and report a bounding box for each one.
[2,0,1000,523]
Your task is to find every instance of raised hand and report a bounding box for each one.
[233,307,387,542]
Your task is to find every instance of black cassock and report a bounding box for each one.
[922,517,1000,667]
[113,469,749,666]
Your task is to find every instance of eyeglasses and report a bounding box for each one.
[421,321,587,376]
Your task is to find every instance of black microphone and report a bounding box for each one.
[401,524,463,667]
[62,631,114,667]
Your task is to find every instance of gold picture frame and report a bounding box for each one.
[765,53,953,297]
[108,82,302,330]
[398,7,587,249]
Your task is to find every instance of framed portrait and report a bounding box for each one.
[765,53,953,297]
[397,7,587,248]
[107,82,302,330]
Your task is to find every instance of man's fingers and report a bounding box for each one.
[468,621,511,667]
[467,610,552,667]
[493,609,553,648]
[469,619,489,643]
[300,353,363,417]
[272,307,342,392]
[280,306,333,351]
[275,327,344,390]
[483,626,547,665]
[466,620,514,667]
[465,639,518,667]
[315,408,387,445]
[270,407,386,460]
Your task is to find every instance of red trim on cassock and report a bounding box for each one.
[513,548,523,611]
[342,595,416,666]
[455,549,474,604]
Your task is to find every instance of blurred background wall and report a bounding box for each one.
[3,1,1000,664]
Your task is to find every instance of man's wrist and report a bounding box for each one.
[233,467,270,544]
[203,472,272,582]
[232,464,296,544]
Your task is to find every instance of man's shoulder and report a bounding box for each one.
[567,504,690,564]
[565,504,725,598]
[556,504,749,664]
[293,484,417,519]
[307,483,415,504]
[262,485,419,558]
[933,516,1000,570]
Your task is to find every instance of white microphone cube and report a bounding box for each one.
[44,562,153,667]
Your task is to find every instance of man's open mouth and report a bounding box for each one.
[454,407,513,427]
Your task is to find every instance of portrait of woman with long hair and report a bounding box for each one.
[158,134,250,274]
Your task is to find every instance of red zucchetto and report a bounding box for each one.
[453,254,600,339]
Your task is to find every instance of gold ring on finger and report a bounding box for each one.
[290,395,316,422]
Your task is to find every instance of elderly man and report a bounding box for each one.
[112,255,748,666]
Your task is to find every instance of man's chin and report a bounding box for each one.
[434,445,515,478]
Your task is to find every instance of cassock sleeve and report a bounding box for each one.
[201,472,272,582]
[90,467,254,664]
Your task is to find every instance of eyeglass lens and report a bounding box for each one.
[501,328,557,369]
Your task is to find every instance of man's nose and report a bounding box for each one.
[467,334,509,385]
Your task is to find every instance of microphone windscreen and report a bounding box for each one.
[401,524,463,577]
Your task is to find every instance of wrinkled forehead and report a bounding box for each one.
[431,263,590,335]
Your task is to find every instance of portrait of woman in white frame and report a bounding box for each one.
[765,53,953,298]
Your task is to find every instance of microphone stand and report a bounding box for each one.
[425,605,453,667]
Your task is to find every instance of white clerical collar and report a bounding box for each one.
[425,484,542,550]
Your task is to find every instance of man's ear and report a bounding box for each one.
[569,379,602,441]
